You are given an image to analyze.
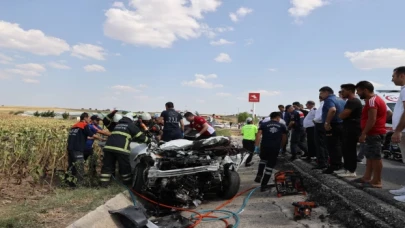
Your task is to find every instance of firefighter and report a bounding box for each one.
[103,110,123,132]
[100,112,152,187]
[138,113,163,139]
[67,112,104,187]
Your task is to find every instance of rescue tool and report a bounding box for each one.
[292,201,318,220]
[274,170,306,198]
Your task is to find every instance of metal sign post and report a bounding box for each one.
[248,93,260,122]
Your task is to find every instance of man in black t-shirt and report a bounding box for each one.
[160,102,184,141]
[338,84,363,178]
[254,112,287,192]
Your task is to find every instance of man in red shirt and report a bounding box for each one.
[355,81,387,188]
[184,112,216,139]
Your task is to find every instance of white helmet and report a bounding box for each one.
[141,113,151,121]
[113,114,123,123]
[124,112,134,121]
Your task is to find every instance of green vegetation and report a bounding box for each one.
[216,129,232,137]
[33,110,56,117]
[0,185,123,228]
[62,112,70,120]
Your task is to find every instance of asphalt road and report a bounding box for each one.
[182,156,343,228]
[181,136,343,228]
[356,157,405,191]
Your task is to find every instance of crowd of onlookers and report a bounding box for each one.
[266,66,405,202]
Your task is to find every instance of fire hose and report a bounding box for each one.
[113,175,259,227]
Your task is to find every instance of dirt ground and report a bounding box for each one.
[0,173,123,228]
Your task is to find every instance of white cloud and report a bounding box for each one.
[0,20,70,55]
[115,53,121,56]
[344,48,405,70]
[134,95,149,100]
[370,81,385,88]
[112,85,140,92]
[22,78,39,84]
[215,26,234,33]
[268,68,277,72]
[71,43,107,60]
[229,7,253,22]
[182,74,223,89]
[48,61,71,70]
[6,69,41,76]
[103,0,222,48]
[16,63,46,72]
[288,0,328,23]
[6,63,46,77]
[195,73,217,79]
[0,53,13,64]
[245,39,254,46]
[112,1,126,9]
[214,53,232,63]
[84,64,106,72]
[197,99,205,103]
[138,84,148,88]
[0,71,10,79]
[250,89,280,96]
[216,92,231,97]
[210,39,234,46]
[236,97,245,101]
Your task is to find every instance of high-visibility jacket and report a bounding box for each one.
[103,110,118,132]
[104,117,151,154]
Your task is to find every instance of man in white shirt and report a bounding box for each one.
[312,97,328,169]
[388,66,405,202]
[303,101,317,160]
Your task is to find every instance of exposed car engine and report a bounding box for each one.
[131,136,247,208]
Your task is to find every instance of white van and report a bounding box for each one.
[375,89,400,129]
[376,90,399,111]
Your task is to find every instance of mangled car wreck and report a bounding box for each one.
[129,136,248,208]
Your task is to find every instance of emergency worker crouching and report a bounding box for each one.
[100,112,151,186]
[184,112,216,139]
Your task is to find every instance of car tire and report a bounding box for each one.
[132,163,147,192]
[218,170,240,199]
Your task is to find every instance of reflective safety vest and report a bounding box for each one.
[104,117,150,154]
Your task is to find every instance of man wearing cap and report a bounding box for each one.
[67,112,104,187]
[241,117,258,167]
[319,86,345,174]
[303,101,317,160]
[84,115,111,174]
[286,105,308,160]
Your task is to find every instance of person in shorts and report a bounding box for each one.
[354,81,386,188]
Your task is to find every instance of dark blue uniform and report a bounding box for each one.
[289,110,308,157]
[160,109,183,141]
[255,120,287,188]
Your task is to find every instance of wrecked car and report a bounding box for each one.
[129,136,248,208]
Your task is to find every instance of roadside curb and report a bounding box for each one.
[66,191,132,228]
[283,159,405,228]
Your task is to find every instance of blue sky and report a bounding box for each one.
[0,0,404,115]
